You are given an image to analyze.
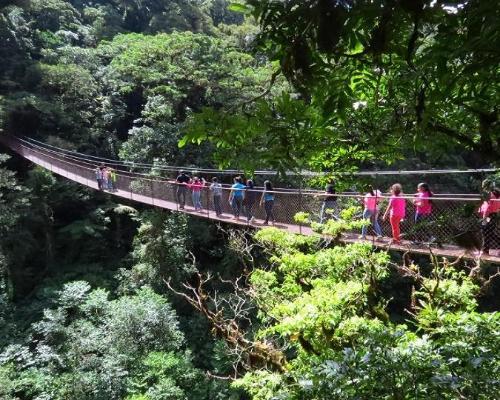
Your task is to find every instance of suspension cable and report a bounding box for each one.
[12,139,495,202]
[20,136,499,177]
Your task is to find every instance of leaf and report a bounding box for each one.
[228,2,253,14]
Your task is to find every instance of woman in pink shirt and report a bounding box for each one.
[479,187,499,255]
[188,177,205,211]
[413,183,433,242]
[360,185,383,239]
[383,183,406,244]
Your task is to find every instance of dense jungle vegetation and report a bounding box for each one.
[0,0,499,399]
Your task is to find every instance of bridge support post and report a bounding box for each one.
[175,182,179,212]
[129,175,133,201]
[150,180,155,207]
[206,187,210,219]
[298,173,303,235]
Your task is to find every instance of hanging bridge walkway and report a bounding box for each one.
[1,135,499,264]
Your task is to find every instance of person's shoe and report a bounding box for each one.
[358,235,366,240]
[375,235,383,241]
[263,221,268,225]
[250,217,256,223]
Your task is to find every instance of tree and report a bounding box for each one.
[0,283,216,400]
[97,31,282,165]
[182,0,500,171]
[168,218,500,399]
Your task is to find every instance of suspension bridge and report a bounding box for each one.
[1,135,499,264]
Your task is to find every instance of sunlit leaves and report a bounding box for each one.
[239,211,499,399]
[211,0,500,167]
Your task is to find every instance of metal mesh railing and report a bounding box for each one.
[1,135,499,258]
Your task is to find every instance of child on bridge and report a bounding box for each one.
[383,184,406,244]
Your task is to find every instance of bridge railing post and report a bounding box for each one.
[298,178,303,235]
[175,182,179,212]
[205,185,210,219]
[151,179,155,207]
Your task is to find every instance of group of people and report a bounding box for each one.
[95,165,116,191]
[357,182,434,245]
[175,171,276,224]
[318,180,433,244]
[320,180,498,254]
[95,166,499,254]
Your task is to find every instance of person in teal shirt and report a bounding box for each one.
[260,180,275,225]
[229,176,246,219]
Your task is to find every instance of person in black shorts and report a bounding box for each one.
[320,179,338,223]
[176,170,190,209]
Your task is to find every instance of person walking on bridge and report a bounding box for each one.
[320,179,338,223]
[413,183,433,243]
[229,176,246,220]
[106,167,116,191]
[260,180,275,225]
[102,167,111,190]
[383,184,406,244]
[479,182,500,255]
[176,170,190,209]
[95,166,104,190]
[189,176,205,211]
[210,177,223,216]
[244,179,258,223]
[360,185,383,240]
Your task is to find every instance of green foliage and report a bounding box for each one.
[0,283,210,400]
[127,351,204,400]
[254,227,320,254]
[29,0,81,33]
[183,90,382,172]
[236,221,499,399]
[1,2,499,400]
[102,30,279,165]
[182,0,500,171]
[0,154,29,236]
[232,370,286,400]
[118,211,194,294]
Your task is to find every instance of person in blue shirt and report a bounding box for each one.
[229,176,246,219]
[260,180,275,225]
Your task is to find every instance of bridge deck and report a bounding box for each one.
[2,136,499,264]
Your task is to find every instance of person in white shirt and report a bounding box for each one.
[210,177,223,216]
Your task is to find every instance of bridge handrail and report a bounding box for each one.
[3,134,499,261]
[7,138,496,202]
[9,136,494,201]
